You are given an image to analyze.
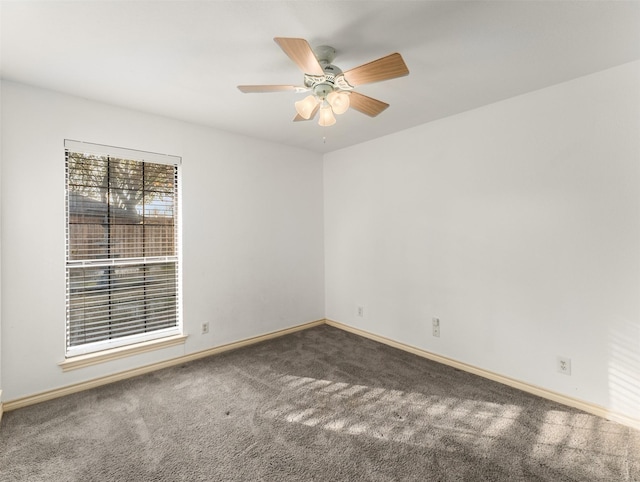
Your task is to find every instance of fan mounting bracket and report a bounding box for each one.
[313,45,336,64]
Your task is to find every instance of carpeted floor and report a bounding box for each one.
[1,325,638,481]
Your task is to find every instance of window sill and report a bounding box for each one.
[59,334,188,372]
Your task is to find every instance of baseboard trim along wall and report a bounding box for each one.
[3,318,639,431]
[2,319,325,413]
[325,319,640,431]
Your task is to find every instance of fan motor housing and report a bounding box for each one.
[321,63,342,76]
[302,44,354,93]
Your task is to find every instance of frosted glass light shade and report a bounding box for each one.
[295,95,319,119]
[327,91,350,115]
[318,105,336,126]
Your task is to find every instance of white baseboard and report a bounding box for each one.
[3,318,639,432]
[3,319,325,413]
[326,319,640,431]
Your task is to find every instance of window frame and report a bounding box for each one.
[64,140,183,358]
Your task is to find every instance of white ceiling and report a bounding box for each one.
[1,1,639,153]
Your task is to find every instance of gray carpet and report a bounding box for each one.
[1,325,638,481]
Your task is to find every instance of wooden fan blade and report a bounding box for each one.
[343,53,409,86]
[274,37,324,75]
[349,91,389,117]
[237,85,299,93]
[293,103,320,122]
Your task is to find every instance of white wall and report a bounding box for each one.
[324,61,640,421]
[0,81,324,401]
[2,61,639,424]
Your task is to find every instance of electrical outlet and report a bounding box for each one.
[432,317,440,337]
[201,322,209,334]
[557,356,571,375]
[357,306,364,318]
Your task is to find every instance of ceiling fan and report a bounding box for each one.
[238,37,409,126]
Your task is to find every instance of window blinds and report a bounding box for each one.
[65,141,181,356]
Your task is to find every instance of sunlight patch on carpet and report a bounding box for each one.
[262,373,523,452]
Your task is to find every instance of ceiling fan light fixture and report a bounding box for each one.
[239,38,409,128]
[327,91,350,115]
[318,104,336,127]
[295,95,320,120]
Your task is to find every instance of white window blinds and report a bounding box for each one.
[65,140,181,357]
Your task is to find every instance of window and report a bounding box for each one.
[65,140,181,357]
